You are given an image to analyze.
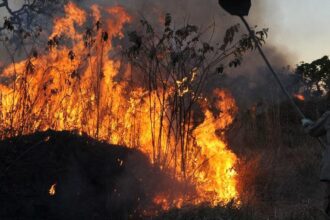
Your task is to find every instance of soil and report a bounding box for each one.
[0,130,164,220]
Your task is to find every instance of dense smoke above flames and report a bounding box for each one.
[96,0,299,108]
[1,0,299,108]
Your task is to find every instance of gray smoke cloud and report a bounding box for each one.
[89,0,299,108]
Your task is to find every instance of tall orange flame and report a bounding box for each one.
[193,89,238,205]
[0,2,239,208]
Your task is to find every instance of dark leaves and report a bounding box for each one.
[254,28,268,46]
[165,13,172,27]
[175,25,198,40]
[124,12,270,92]
[295,56,330,95]
[47,36,60,50]
[202,43,214,53]
[229,58,241,68]
[234,28,268,56]
[68,51,75,61]
[220,24,240,50]
[70,70,80,80]
[128,31,142,55]
[102,31,108,42]
[22,31,31,39]
[83,28,95,47]
[140,19,154,34]
[3,18,14,31]
[50,89,58,95]
[217,65,224,74]
[32,50,38,58]
[26,60,35,74]
[96,21,101,31]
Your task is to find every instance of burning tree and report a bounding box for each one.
[0,2,268,208]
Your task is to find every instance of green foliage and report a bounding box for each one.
[296,56,330,96]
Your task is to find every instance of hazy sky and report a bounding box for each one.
[2,0,330,64]
[251,0,330,63]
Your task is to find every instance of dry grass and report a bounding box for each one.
[156,98,330,219]
[229,99,328,219]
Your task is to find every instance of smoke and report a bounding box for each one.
[0,0,300,108]
[214,46,300,109]
[86,0,300,109]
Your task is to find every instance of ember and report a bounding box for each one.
[49,183,56,196]
[294,94,305,101]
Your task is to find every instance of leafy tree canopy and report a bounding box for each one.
[296,55,330,96]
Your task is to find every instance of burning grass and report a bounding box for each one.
[0,1,262,209]
[1,100,329,219]
[1,1,328,219]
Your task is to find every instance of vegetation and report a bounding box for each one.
[126,14,267,176]
[296,56,330,97]
[155,95,330,219]
[1,1,330,219]
[0,0,66,32]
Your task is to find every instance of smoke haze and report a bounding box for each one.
[74,0,302,108]
[0,0,299,108]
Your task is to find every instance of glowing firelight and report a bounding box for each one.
[0,2,239,208]
[294,94,305,101]
[49,183,57,196]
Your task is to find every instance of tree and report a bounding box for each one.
[126,14,268,176]
[0,0,66,32]
[0,0,69,73]
[295,55,330,96]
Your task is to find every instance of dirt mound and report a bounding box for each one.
[0,130,172,219]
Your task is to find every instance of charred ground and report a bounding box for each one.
[0,130,182,220]
[1,97,329,220]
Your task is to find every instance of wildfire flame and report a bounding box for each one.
[0,2,239,208]
[49,183,56,196]
[294,94,305,101]
[193,89,238,205]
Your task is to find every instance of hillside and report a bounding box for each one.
[0,130,173,219]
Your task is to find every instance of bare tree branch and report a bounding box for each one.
[0,0,63,33]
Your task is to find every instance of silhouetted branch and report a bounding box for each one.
[0,0,64,32]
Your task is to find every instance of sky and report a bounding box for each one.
[251,0,330,63]
[1,0,330,65]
